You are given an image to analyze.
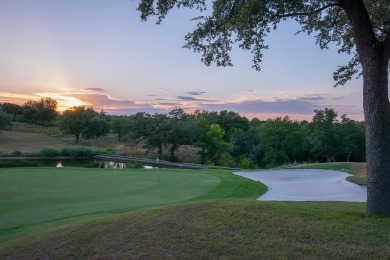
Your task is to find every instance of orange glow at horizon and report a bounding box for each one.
[34,93,88,111]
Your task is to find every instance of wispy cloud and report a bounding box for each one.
[0,92,39,104]
[177,96,201,101]
[203,99,318,115]
[184,91,206,96]
[159,102,179,106]
[176,96,215,102]
[83,88,106,92]
[298,94,326,101]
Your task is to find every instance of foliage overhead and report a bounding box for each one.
[138,0,390,86]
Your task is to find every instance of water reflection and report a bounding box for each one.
[103,161,126,169]
[56,162,63,168]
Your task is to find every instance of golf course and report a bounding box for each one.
[1,164,390,259]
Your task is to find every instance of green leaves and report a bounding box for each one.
[58,106,110,144]
[138,0,389,84]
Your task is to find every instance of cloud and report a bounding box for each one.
[298,94,326,101]
[0,92,39,104]
[104,107,165,115]
[83,88,106,92]
[177,96,200,101]
[184,91,206,96]
[176,96,215,102]
[159,102,180,106]
[61,93,143,109]
[246,89,257,93]
[201,98,320,116]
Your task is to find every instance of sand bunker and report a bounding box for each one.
[235,169,367,202]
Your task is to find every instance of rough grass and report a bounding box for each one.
[1,122,199,160]
[1,201,389,259]
[289,162,367,185]
[0,131,71,153]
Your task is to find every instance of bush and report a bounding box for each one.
[10,151,22,157]
[106,148,116,155]
[218,152,236,167]
[0,160,39,168]
[83,160,102,168]
[239,156,253,169]
[61,147,95,158]
[40,147,60,157]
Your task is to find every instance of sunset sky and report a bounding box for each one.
[0,0,369,120]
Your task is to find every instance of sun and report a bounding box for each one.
[61,97,86,110]
[34,93,87,111]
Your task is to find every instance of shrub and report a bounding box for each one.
[10,151,22,156]
[218,152,236,167]
[0,160,39,168]
[40,147,60,157]
[105,148,116,155]
[239,156,253,169]
[95,148,116,155]
[61,147,95,158]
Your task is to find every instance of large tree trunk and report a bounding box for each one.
[363,55,390,216]
[343,0,390,215]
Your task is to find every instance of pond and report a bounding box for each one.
[0,159,150,169]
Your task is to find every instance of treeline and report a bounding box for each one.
[0,98,58,126]
[0,99,365,168]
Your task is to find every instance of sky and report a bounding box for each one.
[0,0,369,121]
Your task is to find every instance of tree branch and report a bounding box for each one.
[276,3,343,18]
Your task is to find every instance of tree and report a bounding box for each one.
[165,109,196,161]
[111,116,132,141]
[195,121,231,165]
[126,112,153,144]
[230,126,261,166]
[310,108,341,162]
[338,115,365,162]
[81,113,110,140]
[0,108,12,131]
[195,116,211,163]
[58,106,87,144]
[144,113,169,158]
[21,98,58,125]
[0,103,23,117]
[138,1,390,215]
[256,116,308,167]
[216,110,250,141]
[58,106,109,144]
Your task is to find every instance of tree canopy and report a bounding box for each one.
[0,107,12,132]
[58,106,110,144]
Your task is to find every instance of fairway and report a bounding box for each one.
[0,167,220,230]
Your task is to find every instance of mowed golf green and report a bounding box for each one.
[0,167,220,230]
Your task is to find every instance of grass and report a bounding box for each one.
[289,162,367,185]
[0,167,266,242]
[0,144,382,259]
[1,201,389,259]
